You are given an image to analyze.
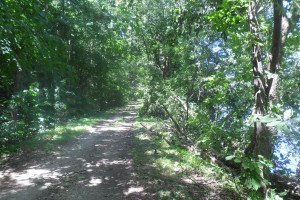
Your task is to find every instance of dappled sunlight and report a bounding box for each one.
[97,139,113,142]
[0,105,149,199]
[76,158,86,163]
[132,122,242,199]
[123,115,135,119]
[39,182,53,190]
[124,186,144,196]
[136,133,151,141]
[83,158,132,168]
[1,0,298,197]
[86,127,98,133]
[0,167,62,189]
[97,158,132,166]
[56,156,70,160]
[128,112,137,115]
[96,126,131,132]
[84,115,135,134]
[94,143,109,148]
[87,176,103,187]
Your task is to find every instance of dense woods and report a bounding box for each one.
[0,0,130,145]
[0,0,299,199]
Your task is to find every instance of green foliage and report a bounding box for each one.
[0,0,299,198]
[0,83,40,145]
[0,0,133,148]
[127,1,300,198]
[226,154,277,199]
[133,116,242,199]
[0,110,113,155]
[208,0,248,37]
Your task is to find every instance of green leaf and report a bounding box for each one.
[245,178,261,190]
[225,155,235,160]
[266,120,282,127]
[276,122,289,132]
[234,157,242,163]
[260,115,279,123]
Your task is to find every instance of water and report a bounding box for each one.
[273,117,300,176]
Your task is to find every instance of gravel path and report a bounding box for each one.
[0,104,148,200]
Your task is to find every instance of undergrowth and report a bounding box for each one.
[0,111,114,158]
[132,116,244,200]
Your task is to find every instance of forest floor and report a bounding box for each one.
[0,103,240,200]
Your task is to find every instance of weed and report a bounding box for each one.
[132,116,243,199]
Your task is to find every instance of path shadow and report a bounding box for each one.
[0,105,150,200]
[132,126,243,200]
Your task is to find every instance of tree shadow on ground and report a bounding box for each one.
[0,104,153,200]
[132,126,243,200]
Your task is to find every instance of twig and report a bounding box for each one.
[161,105,188,140]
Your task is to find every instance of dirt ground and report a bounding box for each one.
[0,104,152,200]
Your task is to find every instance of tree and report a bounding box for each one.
[245,0,299,195]
[246,0,292,162]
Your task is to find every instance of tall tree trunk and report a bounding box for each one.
[48,76,56,128]
[246,0,292,194]
[247,0,291,159]
[12,68,22,121]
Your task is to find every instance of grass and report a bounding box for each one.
[0,111,115,159]
[132,116,242,200]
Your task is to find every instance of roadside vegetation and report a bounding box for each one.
[1,0,299,199]
[0,111,114,161]
[133,116,243,200]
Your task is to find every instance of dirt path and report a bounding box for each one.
[0,104,149,200]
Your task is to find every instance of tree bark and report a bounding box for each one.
[246,0,265,159]
[247,0,287,158]
[246,2,289,196]
[12,68,22,121]
[245,1,298,196]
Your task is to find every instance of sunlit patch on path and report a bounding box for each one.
[0,103,150,200]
